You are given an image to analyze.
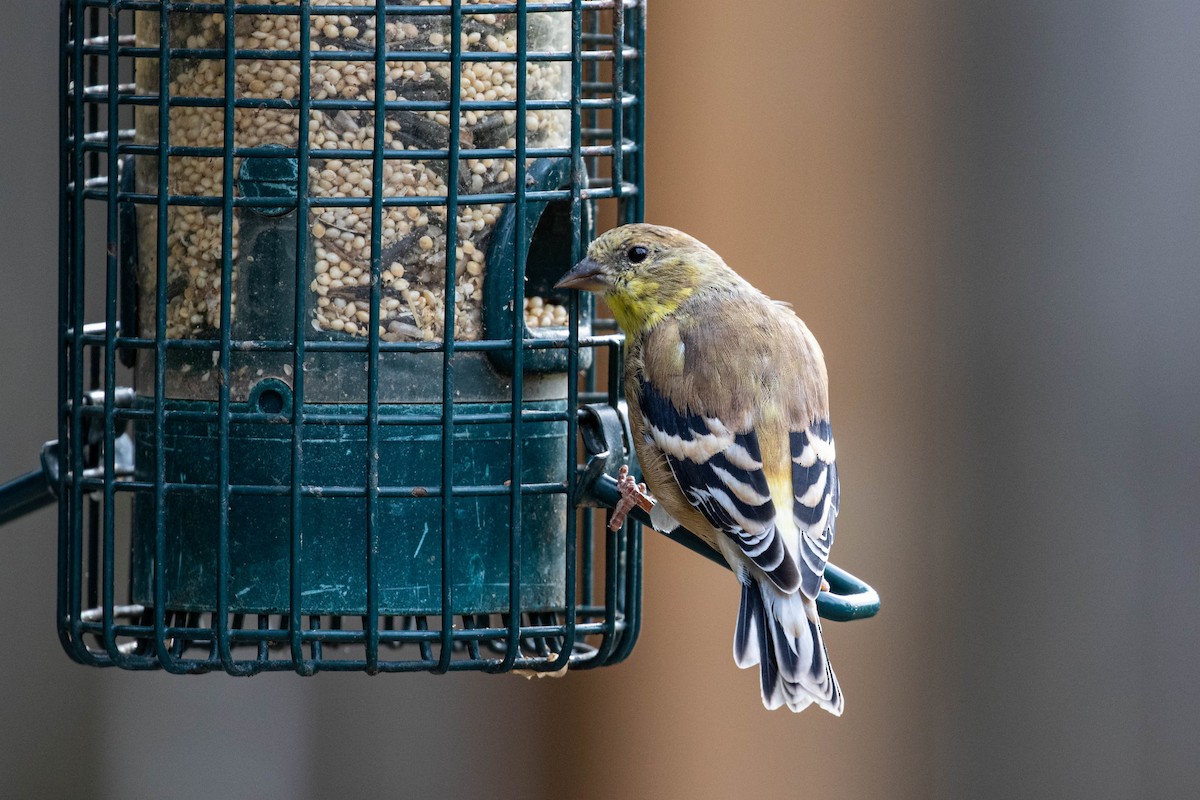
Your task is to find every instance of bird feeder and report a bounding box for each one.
[0,0,878,678]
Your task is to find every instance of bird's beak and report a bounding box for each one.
[554,257,609,292]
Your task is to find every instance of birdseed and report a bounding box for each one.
[135,0,570,343]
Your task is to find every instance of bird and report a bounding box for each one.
[555,223,843,714]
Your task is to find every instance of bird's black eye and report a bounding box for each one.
[627,245,649,264]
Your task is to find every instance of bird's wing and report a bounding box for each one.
[790,420,838,599]
[637,376,802,594]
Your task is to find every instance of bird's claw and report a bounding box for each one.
[610,464,654,531]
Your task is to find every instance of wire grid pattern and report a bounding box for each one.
[59,0,645,674]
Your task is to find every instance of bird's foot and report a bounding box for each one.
[610,464,654,531]
[821,578,831,593]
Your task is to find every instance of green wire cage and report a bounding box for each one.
[0,0,877,678]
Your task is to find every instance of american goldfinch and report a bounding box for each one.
[555,224,843,714]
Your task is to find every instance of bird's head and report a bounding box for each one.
[555,223,733,333]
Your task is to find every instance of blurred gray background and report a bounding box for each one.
[3,2,1198,798]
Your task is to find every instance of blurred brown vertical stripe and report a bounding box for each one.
[547,3,962,797]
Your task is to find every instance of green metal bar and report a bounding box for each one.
[214,0,241,675]
[80,140,628,162]
[79,41,596,62]
[414,614,433,664]
[612,495,642,662]
[626,0,644,222]
[290,0,315,674]
[583,3,598,196]
[82,184,630,208]
[75,330,622,354]
[257,613,270,662]
[605,328,623,650]
[309,615,323,664]
[365,0,388,673]
[67,0,90,665]
[152,0,185,673]
[587,336,625,665]
[74,479,569,499]
[79,618,615,646]
[497,0,530,674]
[75,405,581,427]
[573,0,605,665]
[610,0,624,211]
[101,1,122,663]
[76,1,604,12]
[608,0,644,664]
[592,487,621,664]
[594,0,645,665]
[83,93,623,112]
[88,49,586,66]
[0,468,55,526]
[543,0,584,673]
[435,0,464,674]
[86,344,100,613]
[56,0,74,661]
[85,5,100,188]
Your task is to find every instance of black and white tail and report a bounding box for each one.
[733,578,843,715]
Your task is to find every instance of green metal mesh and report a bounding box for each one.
[59,0,646,675]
